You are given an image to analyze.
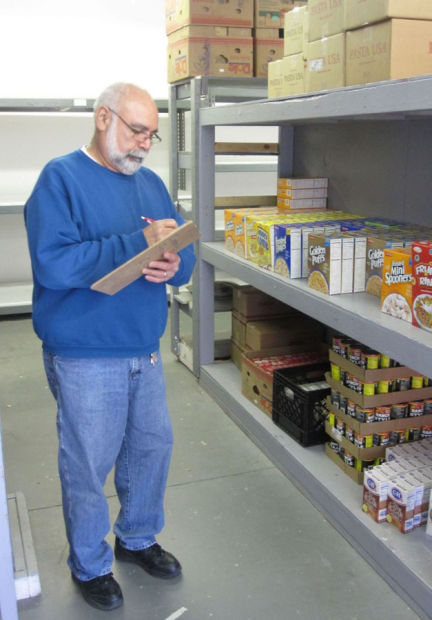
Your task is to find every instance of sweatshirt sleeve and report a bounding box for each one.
[25,182,148,290]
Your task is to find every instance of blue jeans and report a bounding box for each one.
[43,351,174,581]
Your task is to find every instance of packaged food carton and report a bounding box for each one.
[308,233,342,295]
[307,0,345,42]
[412,240,432,332]
[167,25,253,82]
[363,468,390,522]
[273,223,302,278]
[386,476,419,533]
[165,0,254,34]
[306,33,345,93]
[284,5,309,57]
[365,235,404,297]
[346,19,432,87]
[380,247,413,323]
[278,177,328,189]
[344,0,432,32]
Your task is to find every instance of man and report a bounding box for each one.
[24,83,196,611]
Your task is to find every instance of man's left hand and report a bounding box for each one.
[142,252,180,283]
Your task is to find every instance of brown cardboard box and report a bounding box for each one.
[325,442,364,484]
[255,0,306,28]
[165,0,254,34]
[308,0,345,42]
[268,54,306,97]
[306,33,345,93]
[232,285,295,318]
[231,339,251,370]
[254,28,284,77]
[284,5,309,57]
[245,316,323,349]
[344,0,432,32]
[346,19,432,87]
[167,25,253,82]
[268,58,286,97]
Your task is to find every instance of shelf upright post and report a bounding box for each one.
[278,124,294,178]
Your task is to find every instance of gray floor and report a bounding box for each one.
[0,314,420,620]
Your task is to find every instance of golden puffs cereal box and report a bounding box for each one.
[380,248,413,323]
[307,233,342,295]
[412,240,432,331]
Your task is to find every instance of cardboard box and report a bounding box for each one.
[268,58,286,98]
[306,33,345,93]
[241,347,326,415]
[273,224,302,278]
[362,468,390,522]
[346,19,432,87]
[278,177,329,189]
[167,25,253,83]
[231,339,251,370]
[165,0,254,34]
[255,0,306,28]
[325,420,386,460]
[380,247,413,323]
[365,235,404,297]
[308,0,345,42]
[284,5,309,56]
[280,53,307,96]
[325,442,364,484]
[344,0,432,32]
[232,284,295,318]
[277,197,328,210]
[254,28,284,77]
[412,241,432,332]
[245,316,323,350]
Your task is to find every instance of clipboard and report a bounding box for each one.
[91,221,200,295]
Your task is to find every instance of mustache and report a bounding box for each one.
[127,149,147,159]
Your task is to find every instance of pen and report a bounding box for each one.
[141,216,155,223]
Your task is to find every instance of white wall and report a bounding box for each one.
[0,0,169,99]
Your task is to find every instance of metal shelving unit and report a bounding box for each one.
[168,76,273,375]
[194,75,432,619]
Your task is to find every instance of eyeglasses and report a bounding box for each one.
[107,107,162,145]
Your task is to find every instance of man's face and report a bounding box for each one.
[103,96,159,175]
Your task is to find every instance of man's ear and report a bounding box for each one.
[94,106,111,132]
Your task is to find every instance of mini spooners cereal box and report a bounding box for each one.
[380,248,413,323]
[412,240,432,331]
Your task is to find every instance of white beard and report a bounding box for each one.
[106,118,147,175]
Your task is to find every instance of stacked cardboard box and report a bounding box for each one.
[166,0,254,82]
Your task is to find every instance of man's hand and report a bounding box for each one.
[142,252,180,283]
[143,218,178,247]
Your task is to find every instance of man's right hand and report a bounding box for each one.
[143,219,178,246]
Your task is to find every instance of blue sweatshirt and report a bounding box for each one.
[24,149,196,358]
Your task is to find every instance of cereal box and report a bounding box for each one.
[412,240,432,332]
[307,233,342,295]
[273,224,302,278]
[366,235,405,297]
[380,248,413,323]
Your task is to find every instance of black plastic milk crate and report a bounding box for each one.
[272,363,330,446]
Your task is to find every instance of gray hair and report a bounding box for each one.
[93,83,151,115]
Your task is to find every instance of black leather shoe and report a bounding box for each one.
[114,538,182,579]
[72,572,123,611]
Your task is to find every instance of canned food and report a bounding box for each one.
[408,427,421,441]
[331,363,341,382]
[373,432,390,446]
[363,381,377,396]
[389,430,407,445]
[339,395,348,413]
[354,433,373,449]
[336,418,345,435]
[377,380,392,394]
[411,375,424,389]
[329,441,339,452]
[396,377,411,391]
[340,339,353,359]
[424,377,432,387]
[380,353,391,368]
[349,345,363,366]
[424,399,432,414]
[344,452,355,467]
[330,389,340,407]
[361,350,380,370]
[346,427,355,443]
[409,401,424,417]
[358,459,376,472]
[332,336,343,355]
[346,400,356,418]
[327,412,335,427]
[421,425,432,438]
[375,405,391,422]
[355,406,375,423]
[391,403,408,419]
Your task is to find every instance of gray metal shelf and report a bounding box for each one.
[0,98,169,114]
[201,241,432,378]
[194,75,432,619]
[168,77,269,375]
[200,361,432,620]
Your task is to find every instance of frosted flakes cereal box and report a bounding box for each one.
[412,240,432,332]
[380,248,413,323]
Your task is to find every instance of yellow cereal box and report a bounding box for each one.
[380,248,413,323]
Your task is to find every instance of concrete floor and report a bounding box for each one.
[0,314,420,620]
